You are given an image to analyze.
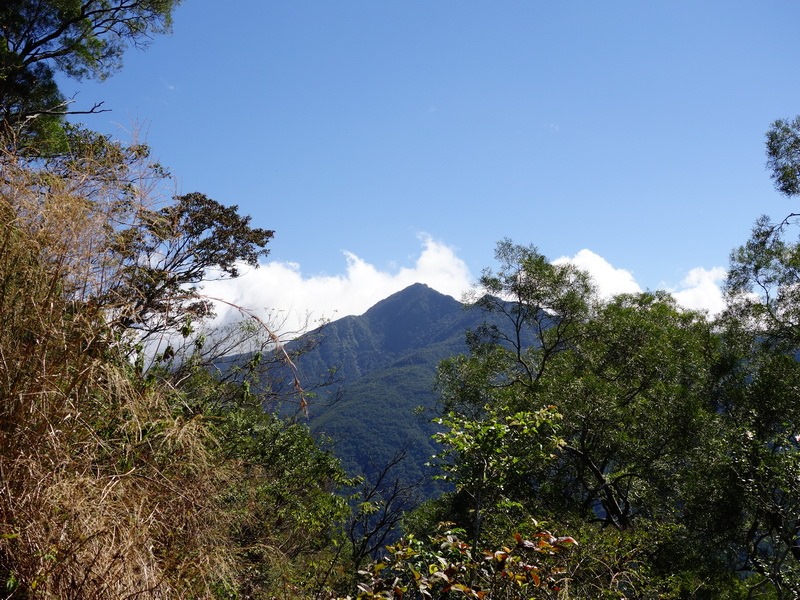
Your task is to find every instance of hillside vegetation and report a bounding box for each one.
[7,2,800,599]
[0,121,358,598]
[248,282,539,500]
[287,283,481,495]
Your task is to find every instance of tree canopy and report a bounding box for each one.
[0,0,179,151]
[386,229,800,598]
[766,116,800,197]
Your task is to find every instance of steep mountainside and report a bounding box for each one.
[295,283,470,382]
[288,283,484,492]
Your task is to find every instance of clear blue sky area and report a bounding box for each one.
[65,1,800,294]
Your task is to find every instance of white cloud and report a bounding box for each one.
[553,250,727,316]
[201,242,728,338]
[666,266,727,316]
[201,234,473,336]
[553,249,642,299]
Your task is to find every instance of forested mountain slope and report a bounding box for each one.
[291,283,482,491]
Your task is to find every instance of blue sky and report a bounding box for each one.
[64,2,800,329]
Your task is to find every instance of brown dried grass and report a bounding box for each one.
[0,155,239,598]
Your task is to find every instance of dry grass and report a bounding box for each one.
[0,143,351,598]
[0,153,240,598]
[0,368,239,598]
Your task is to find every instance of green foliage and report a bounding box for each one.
[432,405,563,548]
[469,239,596,391]
[108,190,274,338]
[411,231,800,598]
[409,241,752,597]
[1,0,180,152]
[766,116,800,197]
[214,404,352,598]
[539,292,717,530]
[720,205,800,597]
[352,524,577,600]
[0,131,350,598]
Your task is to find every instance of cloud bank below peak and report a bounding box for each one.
[201,235,473,333]
[202,240,727,336]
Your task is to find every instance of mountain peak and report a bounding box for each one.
[360,284,462,353]
[364,283,451,311]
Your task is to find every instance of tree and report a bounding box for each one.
[107,189,274,341]
[766,116,800,197]
[345,448,422,575]
[726,213,800,347]
[720,180,800,596]
[0,125,355,598]
[2,131,274,358]
[423,241,746,597]
[537,292,717,529]
[462,239,596,395]
[0,0,179,151]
